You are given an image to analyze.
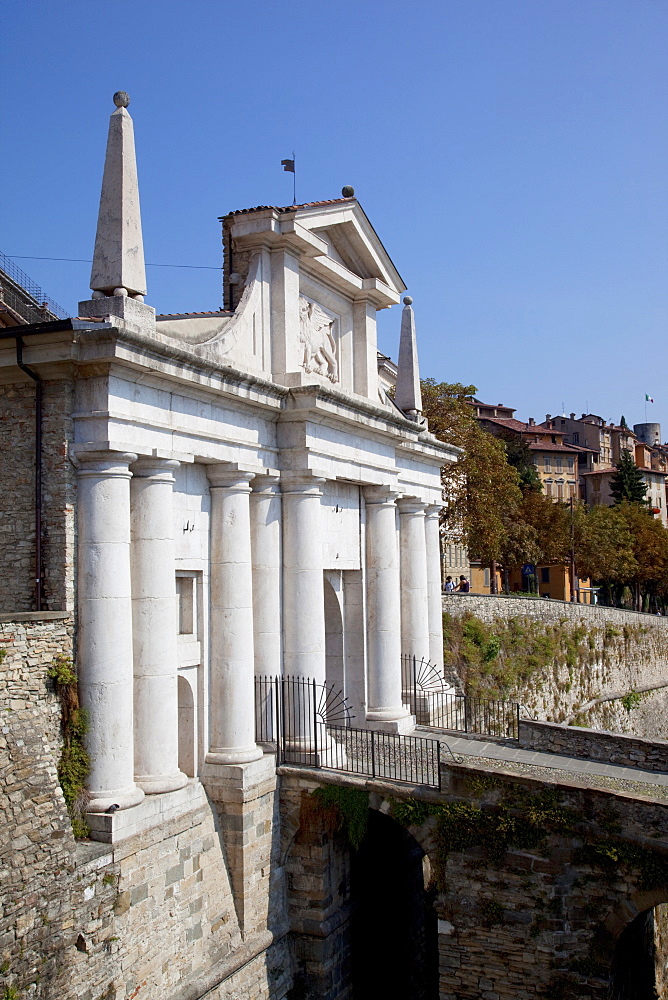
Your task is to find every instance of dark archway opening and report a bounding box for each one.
[350,810,438,1000]
[609,907,663,1000]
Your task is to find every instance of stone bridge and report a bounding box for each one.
[278,747,668,1000]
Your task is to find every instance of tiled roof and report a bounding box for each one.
[481,416,569,437]
[528,441,581,453]
[156,311,231,319]
[582,466,667,477]
[224,197,354,218]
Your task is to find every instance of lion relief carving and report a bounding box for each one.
[298,297,339,383]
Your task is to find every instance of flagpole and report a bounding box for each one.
[292,150,296,205]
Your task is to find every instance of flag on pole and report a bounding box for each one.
[281,158,295,173]
[646,394,654,403]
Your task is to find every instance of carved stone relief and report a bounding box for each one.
[298,296,339,383]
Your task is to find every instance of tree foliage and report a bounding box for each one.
[420,379,522,563]
[609,449,648,505]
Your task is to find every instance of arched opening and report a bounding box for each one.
[177,674,196,777]
[609,903,668,999]
[350,810,438,1000]
[324,574,344,694]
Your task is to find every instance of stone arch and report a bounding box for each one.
[593,888,668,998]
[177,673,196,777]
[350,808,439,1000]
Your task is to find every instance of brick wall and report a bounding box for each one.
[0,379,76,614]
[518,718,668,772]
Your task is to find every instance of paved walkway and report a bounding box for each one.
[418,728,668,789]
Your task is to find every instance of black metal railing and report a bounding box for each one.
[401,654,519,738]
[254,674,443,788]
[0,251,68,321]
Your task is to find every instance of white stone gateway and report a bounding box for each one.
[17,94,460,827]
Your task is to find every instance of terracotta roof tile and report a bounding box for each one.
[156,310,231,319]
[528,441,581,453]
[224,197,354,218]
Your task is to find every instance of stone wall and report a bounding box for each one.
[0,613,294,1000]
[518,718,668,772]
[0,379,76,614]
[444,591,668,629]
[443,593,668,739]
[278,764,668,999]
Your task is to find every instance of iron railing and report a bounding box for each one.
[254,674,443,788]
[401,654,519,738]
[0,251,68,323]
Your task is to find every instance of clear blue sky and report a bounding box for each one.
[3,0,667,434]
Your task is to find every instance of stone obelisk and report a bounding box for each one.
[79,92,155,333]
[394,296,423,420]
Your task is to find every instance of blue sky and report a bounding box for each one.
[3,0,667,433]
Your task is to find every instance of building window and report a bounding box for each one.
[557,483,564,499]
[545,483,553,497]
[544,456,552,472]
[567,457,574,471]
[573,433,579,444]
[483,568,490,587]
[555,457,563,472]
[569,483,577,498]
[541,567,550,584]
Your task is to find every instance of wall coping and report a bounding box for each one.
[0,611,72,623]
[445,592,668,622]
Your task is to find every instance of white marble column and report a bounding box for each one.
[425,504,444,668]
[363,487,410,726]
[76,451,144,813]
[131,458,188,793]
[398,497,431,662]
[250,475,282,678]
[206,467,262,765]
[281,473,326,683]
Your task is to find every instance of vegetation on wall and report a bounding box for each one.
[442,609,648,703]
[305,785,370,850]
[47,654,90,839]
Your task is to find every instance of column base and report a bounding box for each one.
[135,770,189,794]
[86,784,145,814]
[205,745,264,765]
[365,713,416,735]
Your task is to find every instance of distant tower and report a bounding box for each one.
[634,423,662,447]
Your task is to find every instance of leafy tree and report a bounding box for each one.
[420,380,522,564]
[501,434,543,492]
[617,502,668,610]
[574,504,637,594]
[609,449,647,505]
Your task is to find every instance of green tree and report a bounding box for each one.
[609,449,647,505]
[420,380,522,564]
[501,434,543,492]
[574,503,637,603]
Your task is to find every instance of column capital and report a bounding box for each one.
[363,485,400,506]
[251,473,281,495]
[280,471,326,496]
[74,450,138,478]
[397,495,428,515]
[131,457,180,482]
[206,465,254,491]
[424,503,443,519]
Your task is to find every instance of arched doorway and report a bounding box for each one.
[350,810,438,1000]
[177,674,196,777]
[323,574,344,694]
[609,903,668,999]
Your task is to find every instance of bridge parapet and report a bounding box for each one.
[519,717,668,773]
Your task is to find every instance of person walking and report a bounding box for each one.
[456,574,470,593]
[443,575,455,594]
